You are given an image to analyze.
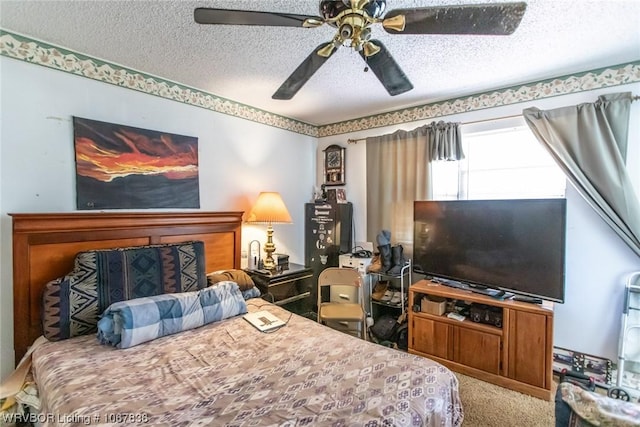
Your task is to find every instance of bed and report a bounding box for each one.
[9,211,463,426]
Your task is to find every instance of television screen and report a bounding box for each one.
[413,199,566,303]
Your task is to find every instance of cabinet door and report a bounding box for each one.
[507,309,550,388]
[411,316,450,359]
[452,326,501,374]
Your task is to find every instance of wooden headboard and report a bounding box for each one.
[10,211,243,364]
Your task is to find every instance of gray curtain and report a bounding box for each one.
[523,92,640,257]
[366,122,463,250]
[429,120,465,161]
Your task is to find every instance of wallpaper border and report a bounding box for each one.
[0,30,318,137]
[2,29,638,138]
[318,61,640,137]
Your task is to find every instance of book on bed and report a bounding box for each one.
[243,311,286,332]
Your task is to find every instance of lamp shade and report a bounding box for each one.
[246,192,292,224]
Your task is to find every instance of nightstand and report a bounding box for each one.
[246,263,314,316]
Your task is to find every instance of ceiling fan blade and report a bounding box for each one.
[383,2,527,35]
[272,43,337,100]
[194,8,324,28]
[359,40,413,96]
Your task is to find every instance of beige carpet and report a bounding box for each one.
[456,373,556,426]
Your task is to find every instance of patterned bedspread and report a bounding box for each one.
[32,299,463,427]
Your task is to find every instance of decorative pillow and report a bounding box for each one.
[209,280,261,300]
[207,269,255,291]
[42,241,207,341]
[97,281,247,349]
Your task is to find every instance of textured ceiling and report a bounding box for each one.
[1,0,639,126]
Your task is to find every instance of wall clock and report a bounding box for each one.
[323,144,345,186]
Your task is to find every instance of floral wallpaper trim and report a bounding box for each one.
[0,30,318,137]
[318,62,640,137]
[1,29,638,139]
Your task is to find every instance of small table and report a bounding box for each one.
[246,263,314,315]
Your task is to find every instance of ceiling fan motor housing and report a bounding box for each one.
[361,0,387,19]
[320,0,387,26]
[320,0,349,25]
[321,0,386,50]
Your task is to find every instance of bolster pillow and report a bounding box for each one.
[97,281,247,349]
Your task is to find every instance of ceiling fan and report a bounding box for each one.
[195,0,527,100]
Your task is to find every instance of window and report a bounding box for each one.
[432,121,566,200]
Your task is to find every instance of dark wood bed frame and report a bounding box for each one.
[10,211,243,364]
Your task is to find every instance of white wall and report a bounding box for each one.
[318,83,640,362]
[0,57,316,379]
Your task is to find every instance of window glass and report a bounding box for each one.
[433,125,566,200]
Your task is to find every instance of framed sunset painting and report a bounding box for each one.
[73,117,200,209]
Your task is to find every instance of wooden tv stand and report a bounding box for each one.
[409,280,554,400]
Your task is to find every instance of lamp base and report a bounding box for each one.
[263,224,277,270]
[263,255,276,270]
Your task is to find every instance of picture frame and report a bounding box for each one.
[323,144,345,186]
[336,188,347,203]
[552,346,612,386]
[326,188,337,203]
[73,117,200,209]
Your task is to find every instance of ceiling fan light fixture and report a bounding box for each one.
[339,23,353,39]
[360,27,372,41]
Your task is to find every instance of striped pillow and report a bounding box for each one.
[41,241,207,341]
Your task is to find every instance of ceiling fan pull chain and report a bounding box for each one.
[363,54,369,73]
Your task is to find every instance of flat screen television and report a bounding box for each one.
[413,198,566,303]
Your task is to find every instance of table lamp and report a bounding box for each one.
[246,192,292,270]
